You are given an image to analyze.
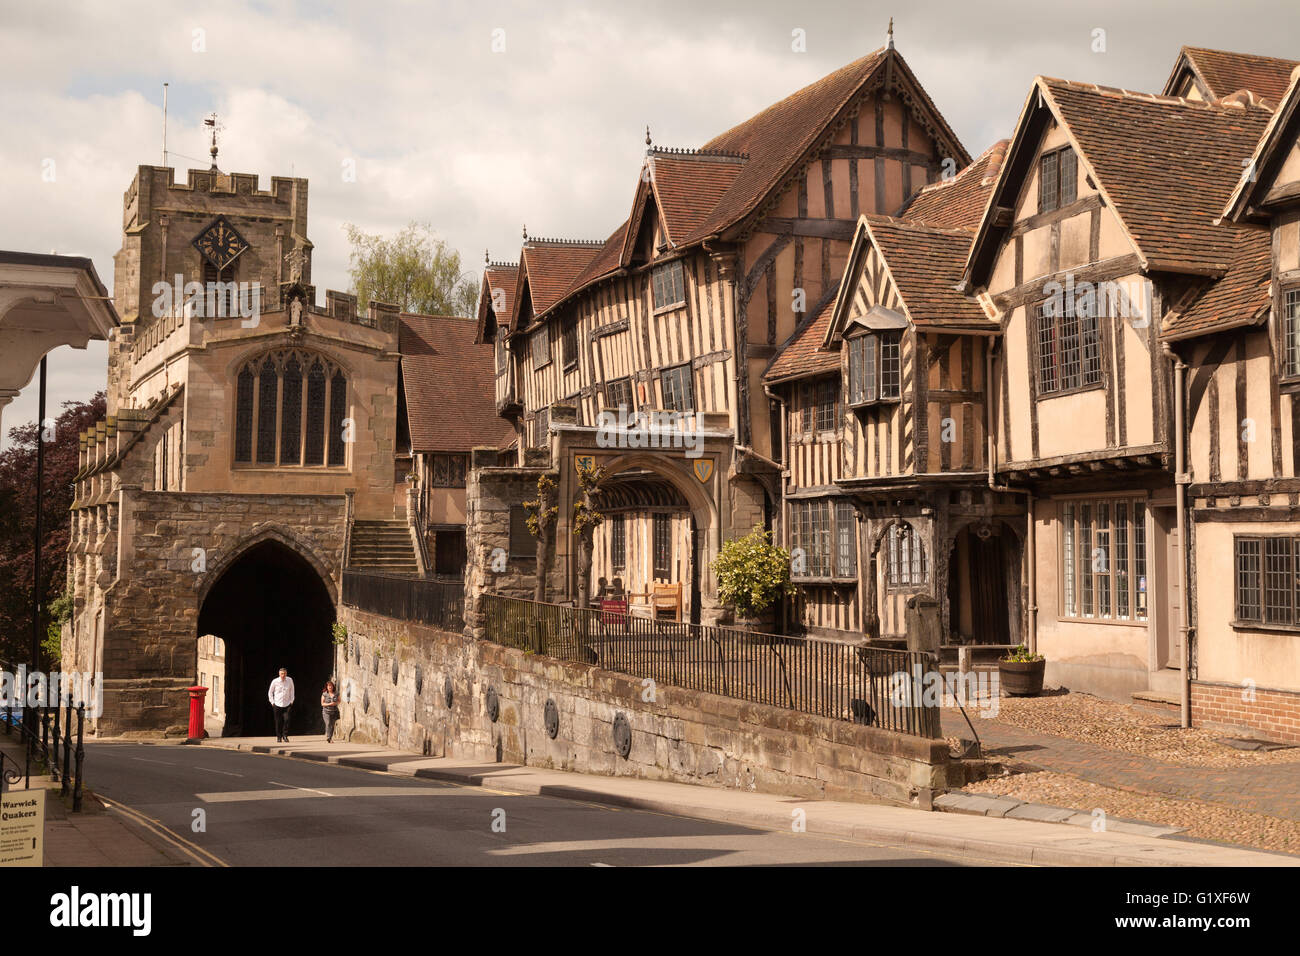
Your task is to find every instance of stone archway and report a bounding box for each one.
[196,537,336,737]
[580,451,721,625]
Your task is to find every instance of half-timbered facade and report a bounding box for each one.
[764,142,1013,643]
[960,51,1294,719]
[478,44,970,623]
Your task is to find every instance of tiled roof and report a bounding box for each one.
[690,50,889,240]
[650,152,747,245]
[764,295,841,383]
[564,223,627,298]
[399,314,514,453]
[902,139,1008,229]
[1041,78,1273,272]
[1160,226,1272,341]
[864,218,993,330]
[1224,67,1300,220]
[512,48,969,323]
[476,261,517,341]
[1173,47,1299,104]
[514,239,604,328]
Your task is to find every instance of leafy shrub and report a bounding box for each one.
[712,526,796,619]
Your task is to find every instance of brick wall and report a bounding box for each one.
[1191,680,1300,744]
[336,606,959,808]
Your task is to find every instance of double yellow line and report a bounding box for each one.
[96,794,229,868]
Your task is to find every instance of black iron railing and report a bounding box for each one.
[341,571,465,631]
[481,594,940,739]
[0,665,87,803]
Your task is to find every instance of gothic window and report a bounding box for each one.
[233,349,348,468]
[279,355,303,465]
[329,369,347,465]
[1283,289,1300,379]
[256,357,278,463]
[605,377,634,412]
[886,523,927,587]
[304,359,327,465]
[235,365,255,462]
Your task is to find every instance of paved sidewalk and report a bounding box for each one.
[944,712,1300,820]
[182,735,1298,866]
[1,738,195,867]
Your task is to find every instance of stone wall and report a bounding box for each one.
[336,606,958,808]
[463,450,564,638]
[68,490,347,736]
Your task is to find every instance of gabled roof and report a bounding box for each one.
[646,150,748,249]
[1223,66,1300,221]
[508,47,969,326]
[900,140,1008,229]
[475,260,517,342]
[1164,46,1299,104]
[764,214,994,386]
[966,77,1273,286]
[1160,226,1272,341]
[862,218,995,332]
[511,238,604,331]
[398,314,514,453]
[695,48,969,242]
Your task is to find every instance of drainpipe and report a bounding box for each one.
[984,340,1037,654]
[1164,343,1191,729]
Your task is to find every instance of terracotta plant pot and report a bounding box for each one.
[998,658,1045,697]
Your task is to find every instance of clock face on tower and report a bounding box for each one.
[193,216,250,272]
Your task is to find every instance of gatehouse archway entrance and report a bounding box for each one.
[197,539,336,737]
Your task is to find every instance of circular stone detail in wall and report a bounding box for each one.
[444,676,453,709]
[485,687,500,723]
[612,712,632,759]
[544,699,559,739]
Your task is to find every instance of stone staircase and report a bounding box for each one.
[348,519,419,574]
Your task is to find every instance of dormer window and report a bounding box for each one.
[651,260,685,312]
[847,330,901,406]
[1039,146,1078,213]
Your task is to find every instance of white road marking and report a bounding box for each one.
[195,766,243,777]
[591,862,614,867]
[269,780,334,797]
[130,756,176,765]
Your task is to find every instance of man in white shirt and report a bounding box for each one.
[268,668,295,742]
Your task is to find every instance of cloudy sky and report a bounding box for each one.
[2,0,1297,442]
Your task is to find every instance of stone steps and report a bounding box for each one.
[348,518,419,572]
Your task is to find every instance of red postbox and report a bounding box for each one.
[187,686,209,741]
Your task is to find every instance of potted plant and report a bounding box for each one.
[999,644,1046,697]
[712,526,797,639]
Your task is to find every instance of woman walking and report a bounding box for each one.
[321,680,341,743]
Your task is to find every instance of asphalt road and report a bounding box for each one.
[84,741,1004,867]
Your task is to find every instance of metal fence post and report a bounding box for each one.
[72,702,85,812]
[61,691,72,796]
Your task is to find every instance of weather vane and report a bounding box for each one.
[204,112,224,170]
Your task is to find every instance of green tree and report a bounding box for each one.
[712,525,797,622]
[344,221,479,317]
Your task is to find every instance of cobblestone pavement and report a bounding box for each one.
[942,694,1300,854]
[944,709,1300,821]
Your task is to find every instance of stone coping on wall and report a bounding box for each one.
[336,607,962,809]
